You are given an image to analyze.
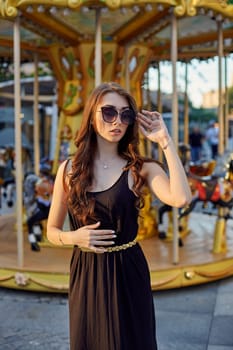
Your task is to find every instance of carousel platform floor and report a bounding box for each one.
[0,208,233,293]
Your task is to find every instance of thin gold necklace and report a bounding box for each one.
[99,157,119,170]
[103,162,109,170]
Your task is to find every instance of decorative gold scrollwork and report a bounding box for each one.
[186,0,198,16]
[194,264,233,278]
[67,0,83,9]
[67,0,122,9]
[0,273,14,282]
[105,0,121,9]
[0,0,18,17]
[174,0,186,16]
[152,272,180,288]
[187,0,232,17]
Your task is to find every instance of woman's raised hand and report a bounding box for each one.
[137,110,170,147]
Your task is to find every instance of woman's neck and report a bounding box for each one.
[95,136,119,162]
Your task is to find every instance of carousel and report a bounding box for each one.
[0,0,233,293]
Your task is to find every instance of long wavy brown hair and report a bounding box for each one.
[65,82,153,225]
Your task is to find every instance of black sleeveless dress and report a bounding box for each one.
[68,170,157,350]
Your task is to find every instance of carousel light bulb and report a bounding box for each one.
[157,4,164,12]
[207,10,214,17]
[120,7,127,15]
[26,6,33,13]
[199,8,205,15]
[63,8,70,16]
[50,6,57,15]
[145,4,152,12]
[81,6,89,13]
[37,5,45,13]
[132,5,140,13]
[215,14,222,22]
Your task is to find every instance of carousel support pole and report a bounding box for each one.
[171,11,179,264]
[157,62,162,114]
[33,52,40,175]
[146,68,152,157]
[14,16,24,267]
[125,44,130,92]
[224,56,229,150]
[213,207,227,254]
[49,96,58,161]
[146,69,151,110]
[217,20,224,155]
[95,7,102,87]
[184,61,189,145]
[157,62,163,163]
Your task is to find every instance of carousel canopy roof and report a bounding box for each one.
[0,0,233,75]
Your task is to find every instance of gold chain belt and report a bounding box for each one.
[80,239,137,253]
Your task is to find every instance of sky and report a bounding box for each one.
[148,54,233,108]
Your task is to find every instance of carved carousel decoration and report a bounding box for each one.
[0,0,233,292]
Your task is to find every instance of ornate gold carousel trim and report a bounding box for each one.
[1,0,232,19]
[1,256,233,293]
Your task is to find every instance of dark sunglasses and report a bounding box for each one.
[99,106,136,125]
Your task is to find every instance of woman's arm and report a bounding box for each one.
[46,161,71,245]
[137,110,192,208]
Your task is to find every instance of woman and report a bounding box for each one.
[47,82,191,350]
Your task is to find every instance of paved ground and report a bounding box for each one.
[0,276,233,350]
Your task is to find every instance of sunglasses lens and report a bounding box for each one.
[101,106,135,125]
[121,109,135,125]
[102,107,117,123]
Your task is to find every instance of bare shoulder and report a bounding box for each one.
[55,160,72,185]
[141,160,163,176]
[141,160,164,178]
[57,159,72,175]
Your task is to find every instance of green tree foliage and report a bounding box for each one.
[189,107,217,124]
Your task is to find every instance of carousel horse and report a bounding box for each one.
[158,154,233,248]
[178,155,233,252]
[23,164,54,252]
[180,157,233,219]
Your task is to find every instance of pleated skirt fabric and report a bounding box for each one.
[69,244,157,350]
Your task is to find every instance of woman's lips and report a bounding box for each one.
[110,129,122,135]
